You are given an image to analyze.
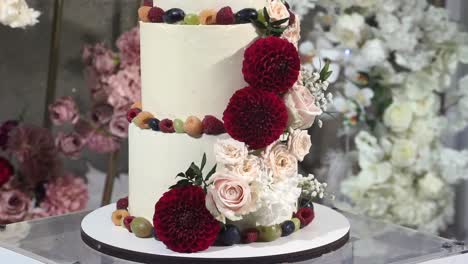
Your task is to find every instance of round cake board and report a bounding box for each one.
[81,203,350,264]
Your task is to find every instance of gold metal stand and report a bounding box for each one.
[101,150,119,206]
[43,0,64,129]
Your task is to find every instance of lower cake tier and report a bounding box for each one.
[128,123,227,221]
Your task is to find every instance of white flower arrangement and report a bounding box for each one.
[298,0,468,233]
[207,132,327,227]
[0,0,40,28]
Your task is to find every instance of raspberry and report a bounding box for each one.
[148,7,165,23]
[143,0,153,7]
[294,207,315,228]
[202,115,225,135]
[242,228,259,244]
[127,108,141,123]
[123,216,135,232]
[159,119,175,133]
[216,6,235,25]
[116,197,129,210]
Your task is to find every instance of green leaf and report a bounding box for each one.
[200,153,207,172]
[320,61,332,81]
[251,19,267,30]
[185,162,201,179]
[195,177,203,186]
[270,17,289,27]
[205,165,217,182]
[263,7,270,22]
[322,71,333,81]
[175,172,186,178]
[169,179,192,189]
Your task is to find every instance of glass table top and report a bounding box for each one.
[0,208,466,264]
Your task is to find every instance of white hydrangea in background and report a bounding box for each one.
[298,0,468,233]
[0,0,40,28]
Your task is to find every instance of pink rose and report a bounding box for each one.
[48,96,79,126]
[284,85,322,129]
[92,43,117,74]
[205,172,257,223]
[40,173,88,216]
[288,129,312,162]
[106,65,141,108]
[282,16,301,47]
[0,189,31,224]
[266,0,290,26]
[265,142,298,181]
[116,27,140,67]
[55,132,85,159]
[86,131,121,154]
[109,112,129,138]
[91,103,114,125]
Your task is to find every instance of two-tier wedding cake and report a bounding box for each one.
[103,0,339,255]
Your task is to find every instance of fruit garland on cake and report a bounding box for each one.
[112,0,334,254]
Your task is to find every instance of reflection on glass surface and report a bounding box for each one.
[0,209,465,264]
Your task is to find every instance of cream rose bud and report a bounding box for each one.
[266,0,290,27]
[205,172,257,222]
[391,139,417,168]
[226,155,264,182]
[266,143,298,181]
[383,101,414,133]
[418,173,445,198]
[214,138,248,165]
[331,13,366,48]
[288,129,312,162]
[285,85,322,130]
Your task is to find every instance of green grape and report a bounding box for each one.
[174,119,185,133]
[130,217,153,238]
[257,9,266,23]
[184,14,200,25]
[291,218,301,232]
[257,225,282,242]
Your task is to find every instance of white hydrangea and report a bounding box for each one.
[0,0,40,28]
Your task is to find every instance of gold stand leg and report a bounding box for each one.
[101,150,119,206]
[43,0,64,129]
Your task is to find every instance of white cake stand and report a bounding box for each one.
[81,203,350,264]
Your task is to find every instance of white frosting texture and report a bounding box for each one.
[140,22,259,119]
[153,0,266,13]
[128,123,228,221]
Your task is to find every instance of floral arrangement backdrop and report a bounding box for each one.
[295,0,468,233]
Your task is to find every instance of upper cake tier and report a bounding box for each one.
[140,0,265,119]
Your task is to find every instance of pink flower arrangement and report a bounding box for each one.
[0,187,31,224]
[40,173,88,215]
[48,96,79,126]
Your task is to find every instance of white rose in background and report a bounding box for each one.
[330,13,366,48]
[266,0,290,26]
[285,85,323,130]
[214,138,248,165]
[418,173,445,198]
[409,119,436,147]
[383,101,414,133]
[391,139,417,168]
[265,143,298,181]
[404,71,436,101]
[411,95,436,118]
[205,172,257,222]
[0,0,40,28]
[288,129,312,162]
[355,131,384,169]
[344,82,374,107]
[355,162,392,190]
[354,39,388,69]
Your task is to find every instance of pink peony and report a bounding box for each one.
[40,173,88,216]
[86,131,121,154]
[0,188,31,224]
[116,27,140,66]
[91,43,117,74]
[84,67,109,102]
[91,103,114,125]
[55,132,85,159]
[48,96,79,126]
[106,65,141,108]
[109,112,129,138]
[7,125,61,187]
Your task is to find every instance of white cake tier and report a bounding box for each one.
[128,123,228,221]
[140,22,259,119]
[152,0,265,14]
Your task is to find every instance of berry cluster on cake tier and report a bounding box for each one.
[120,0,333,253]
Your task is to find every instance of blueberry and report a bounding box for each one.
[281,221,295,237]
[219,224,241,246]
[235,8,258,24]
[148,118,160,131]
[163,8,185,24]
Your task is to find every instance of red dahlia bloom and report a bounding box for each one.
[153,185,221,253]
[242,36,300,94]
[0,157,13,187]
[223,87,288,149]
